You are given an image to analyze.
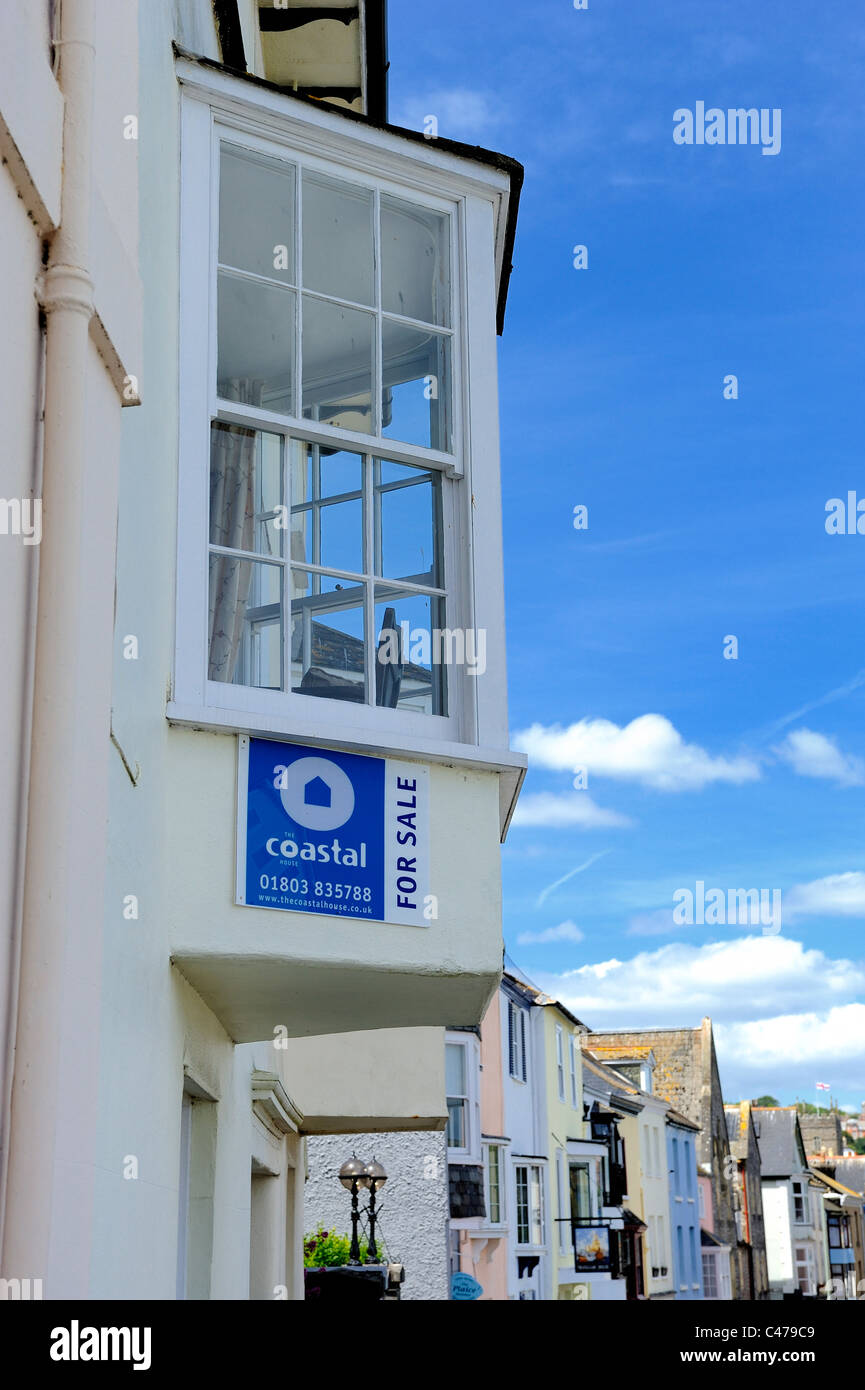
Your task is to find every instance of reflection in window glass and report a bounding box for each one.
[302,171,374,306]
[382,320,451,450]
[210,423,284,558]
[217,272,295,415]
[290,569,365,702]
[302,296,374,432]
[208,554,282,689]
[381,193,450,327]
[374,587,446,716]
[373,459,440,585]
[219,145,296,282]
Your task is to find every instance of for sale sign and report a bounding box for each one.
[236,736,430,927]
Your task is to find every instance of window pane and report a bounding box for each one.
[217,272,295,415]
[445,1043,466,1096]
[382,320,451,450]
[374,588,446,716]
[373,460,441,585]
[209,555,283,689]
[302,171,374,306]
[219,144,296,283]
[290,569,366,702]
[381,194,450,327]
[302,296,374,432]
[447,1099,466,1149]
[210,423,284,557]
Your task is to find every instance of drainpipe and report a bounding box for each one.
[1,0,99,1294]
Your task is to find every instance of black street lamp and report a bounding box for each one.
[362,1157,388,1264]
[338,1155,366,1266]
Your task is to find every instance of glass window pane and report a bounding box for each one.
[374,588,447,716]
[288,442,364,503]
[302,171,374,306]
[219,144,296,283]
[447,1100,466,1149]
[290,569,366,702]
[210,423,284,557]
[445,1043,466,1096]
[382,320,452,451]
[208,555,283,689]
[381,194,450,327]
[373,460,441,585]
[302,296,374,433]
[217,272,295,415]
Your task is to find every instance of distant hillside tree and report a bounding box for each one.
[753,1095,780,1107]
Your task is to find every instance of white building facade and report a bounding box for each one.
[0,0,522,1300]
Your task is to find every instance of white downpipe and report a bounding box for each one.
[1,0,100,1294]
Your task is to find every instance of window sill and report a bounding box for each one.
[166,699,525,837]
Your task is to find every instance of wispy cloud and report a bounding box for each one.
[513,714,760,792]
[785,872,865,921]
[537,851,610,908]
[391,88,503,141]
[760,669,865,740]
[512,793,632,831]
[517,919,585,947]
[774,729,865,787]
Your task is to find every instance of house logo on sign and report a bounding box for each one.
[278,756,356,832]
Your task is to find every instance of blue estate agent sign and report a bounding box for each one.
[236,737,430,928]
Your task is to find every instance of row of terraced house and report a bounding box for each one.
[306,974,865,1301]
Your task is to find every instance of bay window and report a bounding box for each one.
[173,65,518,763]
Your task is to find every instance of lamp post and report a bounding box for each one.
[362,1157,388,1264]
[338,1155,367,1266]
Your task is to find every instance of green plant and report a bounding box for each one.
[303,1225,376,1268]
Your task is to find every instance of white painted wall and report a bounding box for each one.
[304,1131,450,1301]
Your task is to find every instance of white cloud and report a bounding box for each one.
[785,872,865,920]
[626,908,686,936]
[774,728,865,786]
[512,714,760,792]
[511,791,632,829]
[717,1004,865,1070]
[540,936,864,1026]
[392,89,501,141]
[517,919,585,947]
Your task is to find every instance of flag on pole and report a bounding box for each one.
[816,1082,831,1091]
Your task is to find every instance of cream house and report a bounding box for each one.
[0,0,522,1300]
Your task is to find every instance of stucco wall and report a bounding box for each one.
[304,1131,450,1301]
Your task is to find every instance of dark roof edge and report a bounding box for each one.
[173,44,523,335]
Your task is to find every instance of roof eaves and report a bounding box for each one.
[173,43,523,334]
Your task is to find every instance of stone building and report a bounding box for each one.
[725,1102,770,1299]
[586,1020,746,1299]
[799,1112,843,1158]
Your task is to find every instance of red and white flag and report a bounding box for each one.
[816,1082,831,1091]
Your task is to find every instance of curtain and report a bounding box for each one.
[208,380,262,681]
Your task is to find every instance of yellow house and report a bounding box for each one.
[534,994,590,1299]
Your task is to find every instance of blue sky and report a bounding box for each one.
[389,0,865,1110]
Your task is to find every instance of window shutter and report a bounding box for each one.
[508,1002,515,1076]
[520,1009,527,1081]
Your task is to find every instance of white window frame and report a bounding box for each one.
[507,999,527,1083]
[445,1032,480,1162]
[555,1024,565,1103]
[569,1035,579,1108]
[482,1140,507,1229]
[171,65,516,769]
[557,1148,568,1254]
[514,1160,546,1251]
